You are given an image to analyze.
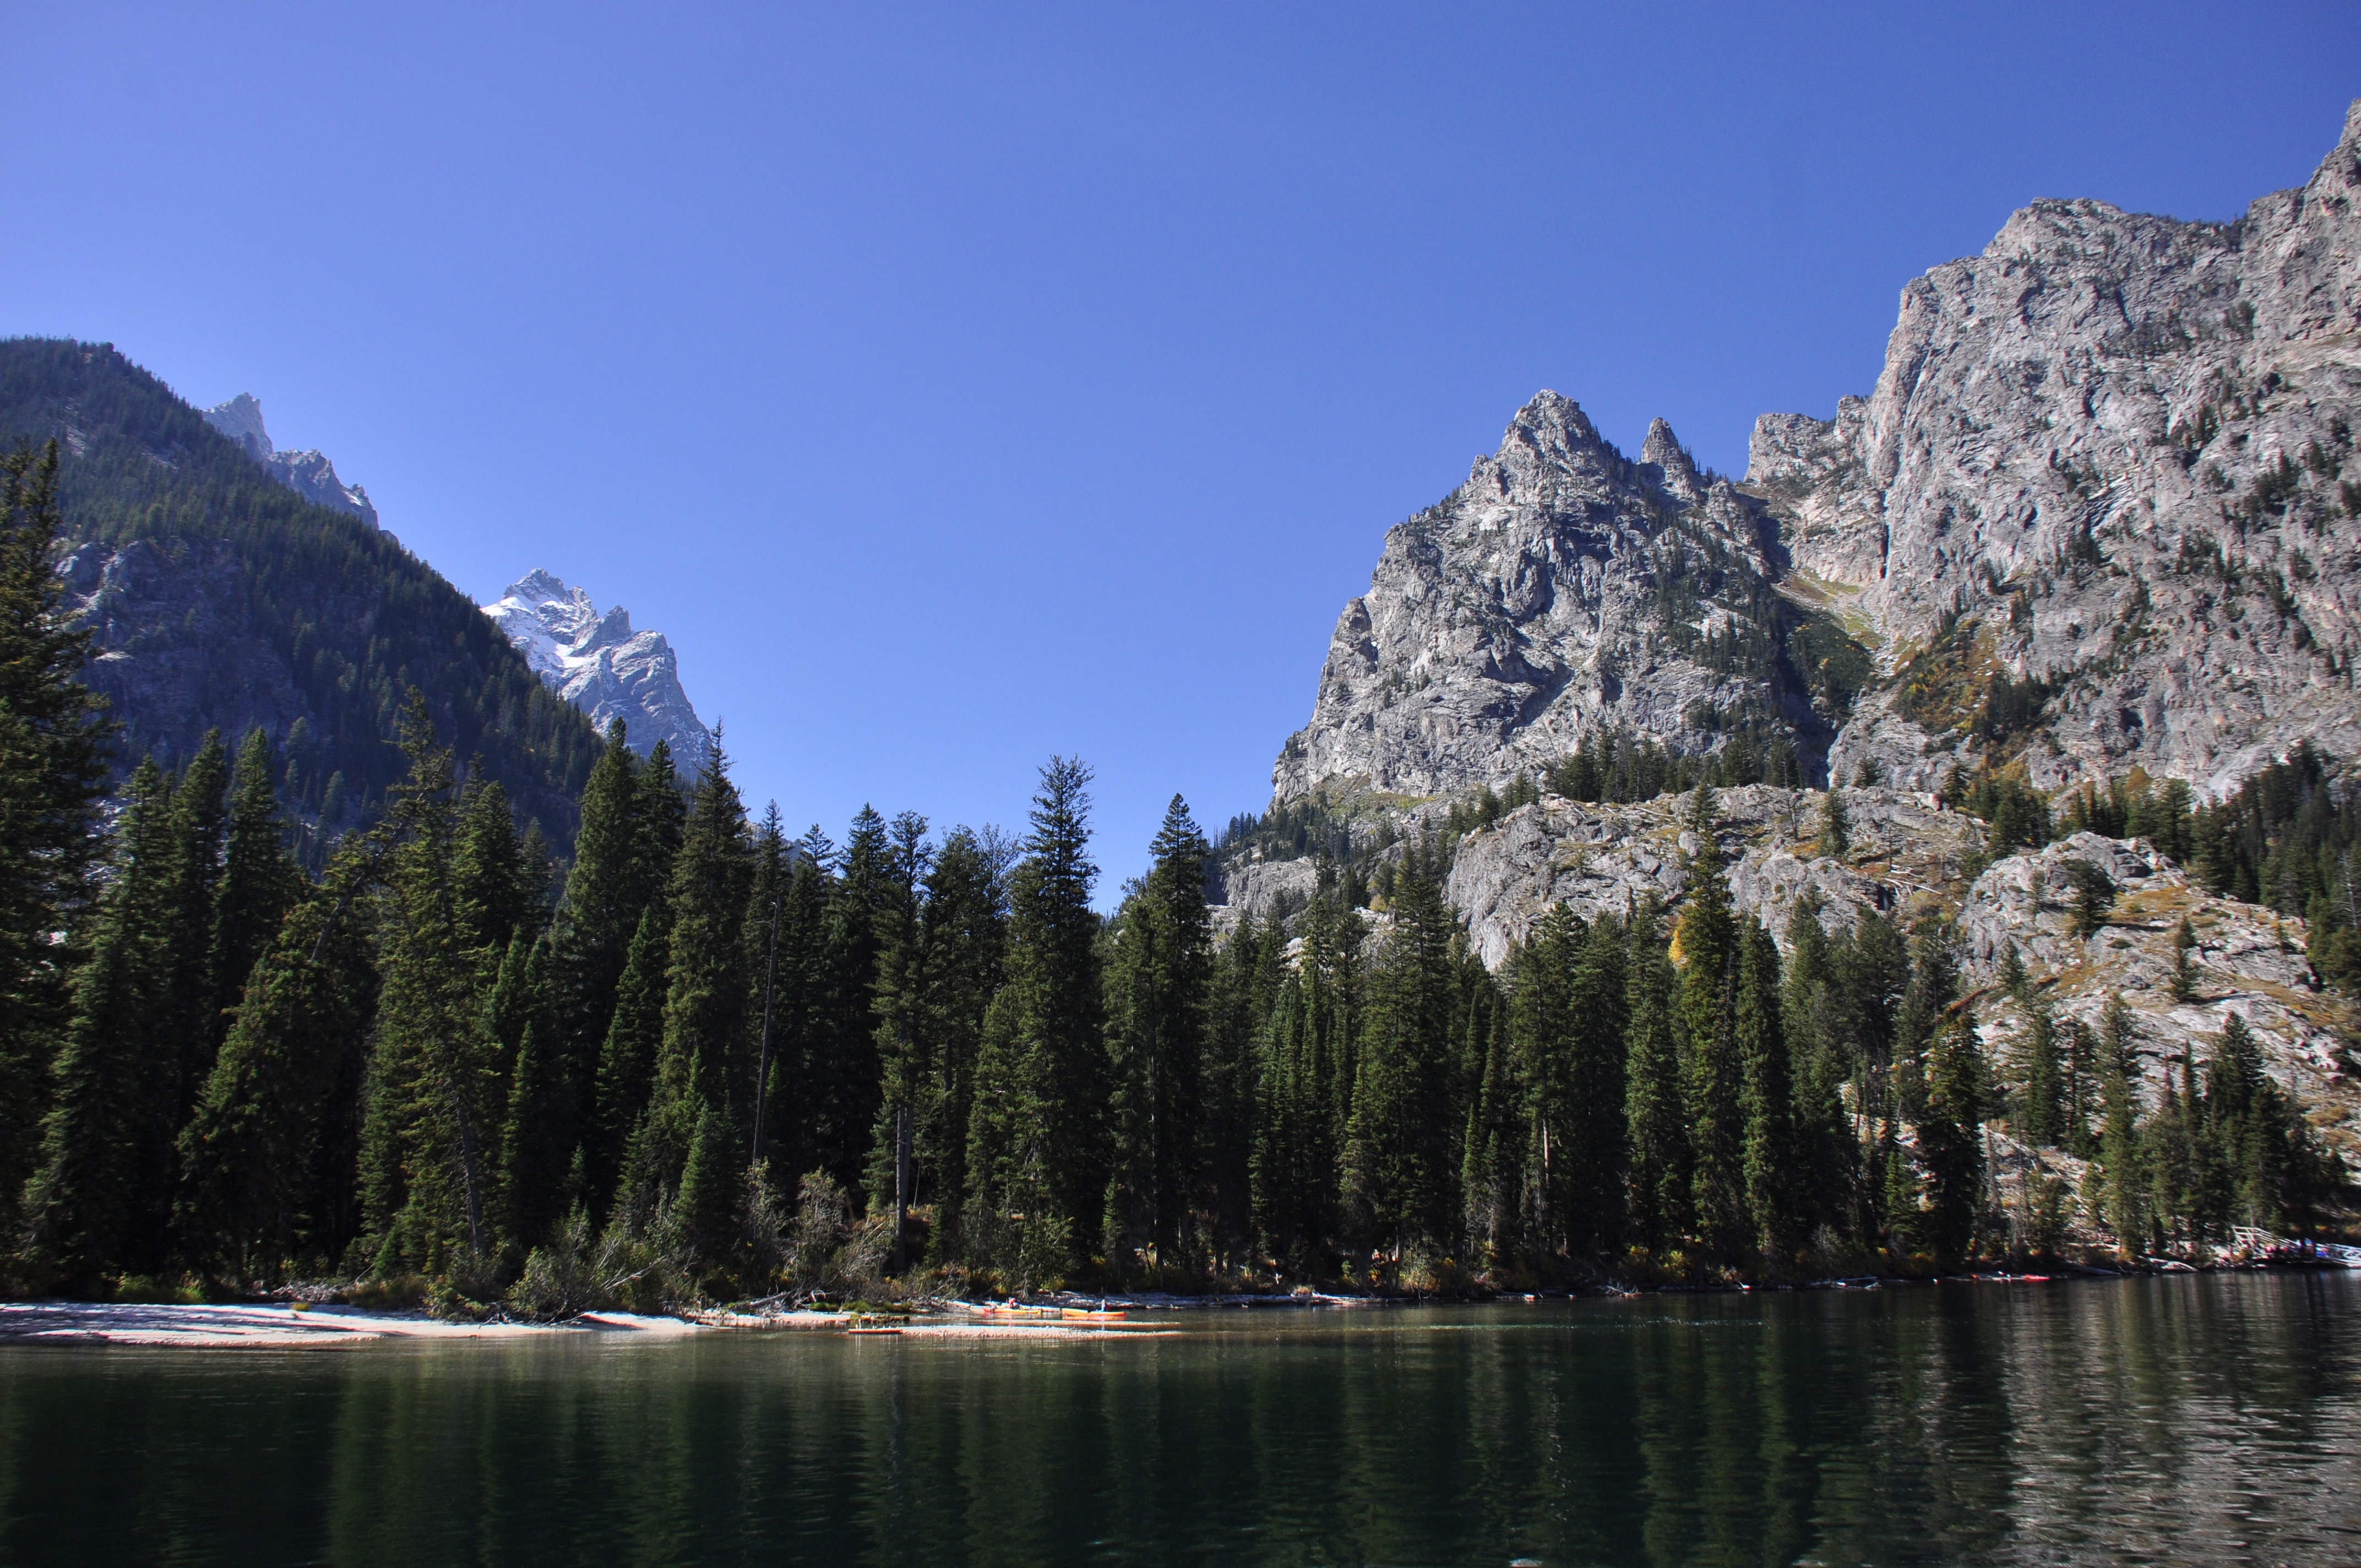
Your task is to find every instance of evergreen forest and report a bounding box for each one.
[0,434,2348,1314]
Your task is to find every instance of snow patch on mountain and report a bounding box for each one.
[482,569,712,766]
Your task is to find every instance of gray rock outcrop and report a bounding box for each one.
[1272,394,1828,804]
[202,394,379,528]
[1751,99,2361,796]
[482,569,712,766]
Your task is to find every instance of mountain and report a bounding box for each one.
[1274,393,1854,805]
[0,338,601,851]
[1221,101,2361,1151]
[1752,98,2361,797]
[1277,100,2361,818]
[482,569,712,766]
[199,393,379,529]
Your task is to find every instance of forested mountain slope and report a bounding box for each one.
[0,339,600,849]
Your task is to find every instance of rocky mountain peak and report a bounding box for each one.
[1274,389,1828,804]
[482,569,711,766]
[204,392,270,458]
[1639,417,1705,503]
[201,393,378,529]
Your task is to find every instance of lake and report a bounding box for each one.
[2,1274,2357,1566]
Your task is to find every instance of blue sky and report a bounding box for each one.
[6,3,2358,893]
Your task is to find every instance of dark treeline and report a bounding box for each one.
[0,446,2343,1309]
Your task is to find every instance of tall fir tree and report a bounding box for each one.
[0,441,114,1254]
[591,907,669,1217]
[1101,796,1214,1271]
[806,805,891,1190]
[552,726,650,1068]
[966,757,1103,1283]
[1458,977,1517,1268]
[177,840,380,1281]
[1624,899,1691,1252]
[356,695,505,1273]
[1345,845,1462,1261]
[865,809,933,1257]
[1918,1013,1987,1269]
[1678,814,1747,1260]
[161,732,231,1132]
[1736,916,1799,1266]
[901,826,1007,1264]
[624,734,754,1248]
[20,760,184,1284]
[210,730,302,1048]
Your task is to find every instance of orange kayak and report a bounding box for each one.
[1062,1308,1127,1321]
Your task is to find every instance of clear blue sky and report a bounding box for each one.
[6,3,2357,893]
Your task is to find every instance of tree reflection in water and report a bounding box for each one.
[2,1275,2356,1566]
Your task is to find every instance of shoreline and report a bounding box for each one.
[6,1267,2352,1349]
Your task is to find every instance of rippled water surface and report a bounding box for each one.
[3,1274,2358,1566]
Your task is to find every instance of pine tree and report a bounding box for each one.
[1918,1014,1987,1269]
[591,908,668,1217]
[865,809,932,1263]
[162,731,231,1116]
[20,760,183,1284]
[1513,905,1628,1265]
[2170,917,2199,1003]
[807,805,890,1189]
[497,938,572,1250]
[210,730,302,1048]
[1624,901,1690,1252]
[356,695,504,1272]
[631,736,754,1210]
[966,758,1103,1280]
[1101,796,1214,1272]
[176,842,380,1282]
[1820,788,1848,859]
[904,826,1007,1264]
[1781,898,1854,1240]
[760,838,834,1182]
[552,728,651,1109]
[1735,917,1799,1266]
[1679,836,1747,1259]
[2096,1063,2145,1259]
[673,1097,740,1274]
[1199,904,1267,1263]
[1457,979,1517,1268]
[1890,924,1957,1123]
[2016,989,2064,1149]
[453,775,537,957]
[1344,846,1460,1262]
[0,440,115,1249]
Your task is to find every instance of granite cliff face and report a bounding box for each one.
[1752,100,2361,795]
[482,569,711,766]
[1274,393,1837,803]
[202,394,379,529]
[1218,105,2361,1161]
[1279,102,2361,812]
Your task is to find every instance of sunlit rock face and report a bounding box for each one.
[1753,100,2361,797]
[1274,392,1820,805]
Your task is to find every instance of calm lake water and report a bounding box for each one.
[2,1275,2357,1566]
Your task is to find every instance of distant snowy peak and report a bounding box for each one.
[482,569,712,767]
[202,393,379,528]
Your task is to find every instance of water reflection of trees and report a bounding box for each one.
[1,1280,2357,1565]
